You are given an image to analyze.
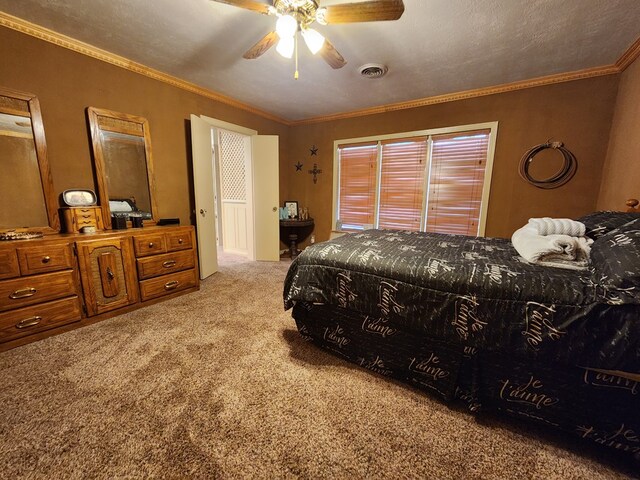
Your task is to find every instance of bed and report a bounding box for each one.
[283,210,640,462]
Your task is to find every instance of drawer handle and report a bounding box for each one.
[178,238,184,244]
[148,242,155,248]
[106,267,115,280]
[10,287,37,299]
[164,280,179,290]
[16,316,42,329]
[163,260,177,268]
[42,256,51,264]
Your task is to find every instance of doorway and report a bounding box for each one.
[190,115,280,279]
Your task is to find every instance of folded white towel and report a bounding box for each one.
[527,217,586,237]
[512,225,592,270]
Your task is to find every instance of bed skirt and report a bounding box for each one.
[292,301,640,462]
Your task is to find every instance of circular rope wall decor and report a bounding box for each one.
[518,141,577,189]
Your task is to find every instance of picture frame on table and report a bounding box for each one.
[284,200,298,219]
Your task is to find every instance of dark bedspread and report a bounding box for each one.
[283,229,639,372]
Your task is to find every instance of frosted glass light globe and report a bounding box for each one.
[276,15,297,38]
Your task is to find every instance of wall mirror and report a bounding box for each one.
[0,86,59,234]
[87,107,158,227]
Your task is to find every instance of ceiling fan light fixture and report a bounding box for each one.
[276,36,295,58]
[301,27,325,54]
[276,14,297,38]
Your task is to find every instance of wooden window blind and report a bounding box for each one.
[338,143,378,230]
[425,130,490,236]
[378,137,427,231]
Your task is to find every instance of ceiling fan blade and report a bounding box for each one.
[243,31,279,59]
[319,38,347,69]
[320,0,404,24]
[211,0,272,15]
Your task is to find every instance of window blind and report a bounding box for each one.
[378,137,427,231]
[338,143,378,230]
[425,130,490,236]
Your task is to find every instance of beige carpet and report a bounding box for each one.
[0,253,635,479]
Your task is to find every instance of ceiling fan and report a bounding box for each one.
[211,0,405,71]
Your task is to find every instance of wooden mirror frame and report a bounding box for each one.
[0,86,60,235]
[87,107,159,228]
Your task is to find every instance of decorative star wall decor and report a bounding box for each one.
[310,145,318,156]
[295,161,303,171]
[308,163,323,184]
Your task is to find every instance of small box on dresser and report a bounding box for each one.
[60,206,104,233]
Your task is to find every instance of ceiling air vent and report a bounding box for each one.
[358,63,388,79]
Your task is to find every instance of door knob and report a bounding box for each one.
[200,208,206,216]
[272,207,277,212]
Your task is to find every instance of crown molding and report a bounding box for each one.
[1,12,638,127]
[616,36,640,71]
[290,65,620,126]
[0,12,291,125]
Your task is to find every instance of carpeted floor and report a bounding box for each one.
[0,253,635,479]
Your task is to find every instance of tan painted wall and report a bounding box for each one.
[597,56,640,210]
[0,25,625,249]
[285,76,619,243]
[0,26,289,228]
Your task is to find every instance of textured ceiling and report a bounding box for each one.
[1,0,640,121]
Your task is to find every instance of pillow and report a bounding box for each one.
[577,211,640,239]
[589,217,640,304]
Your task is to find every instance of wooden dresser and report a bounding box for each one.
[0,225,199,351]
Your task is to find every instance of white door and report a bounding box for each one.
[190,114,218,278]
[251,135,280,261]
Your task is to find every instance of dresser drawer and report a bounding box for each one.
[0,270,77,312]
[16,243,74,275]
[166,230,192,252]
[137,250,195,280]
[0,250,20,280]
[0,296,81,342]
[139,269,197,301]
[133,233,167,257]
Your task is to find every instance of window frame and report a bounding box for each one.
[332,121,499,236]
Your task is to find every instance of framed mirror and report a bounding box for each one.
[0,86,60,234]
[87,107,158,227]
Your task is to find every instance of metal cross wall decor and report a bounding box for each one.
[308,163,323,184]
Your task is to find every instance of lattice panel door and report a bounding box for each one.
[218,129,247,202]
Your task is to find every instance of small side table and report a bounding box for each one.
[280,218,314,258]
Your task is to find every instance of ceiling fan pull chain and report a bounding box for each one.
[294,33,299,80]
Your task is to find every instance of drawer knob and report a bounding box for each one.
[149,242,154,248]
[42,256,51,264]
[178,238,183,244]
[10,287,37,299]
[16,316,42,329]
[163,260,177,268]
[164,280,179,290]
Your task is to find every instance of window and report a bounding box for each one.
[333,123,497,236]
[336,143,377,230]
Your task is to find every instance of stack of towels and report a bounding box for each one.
[512,217,593,270]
